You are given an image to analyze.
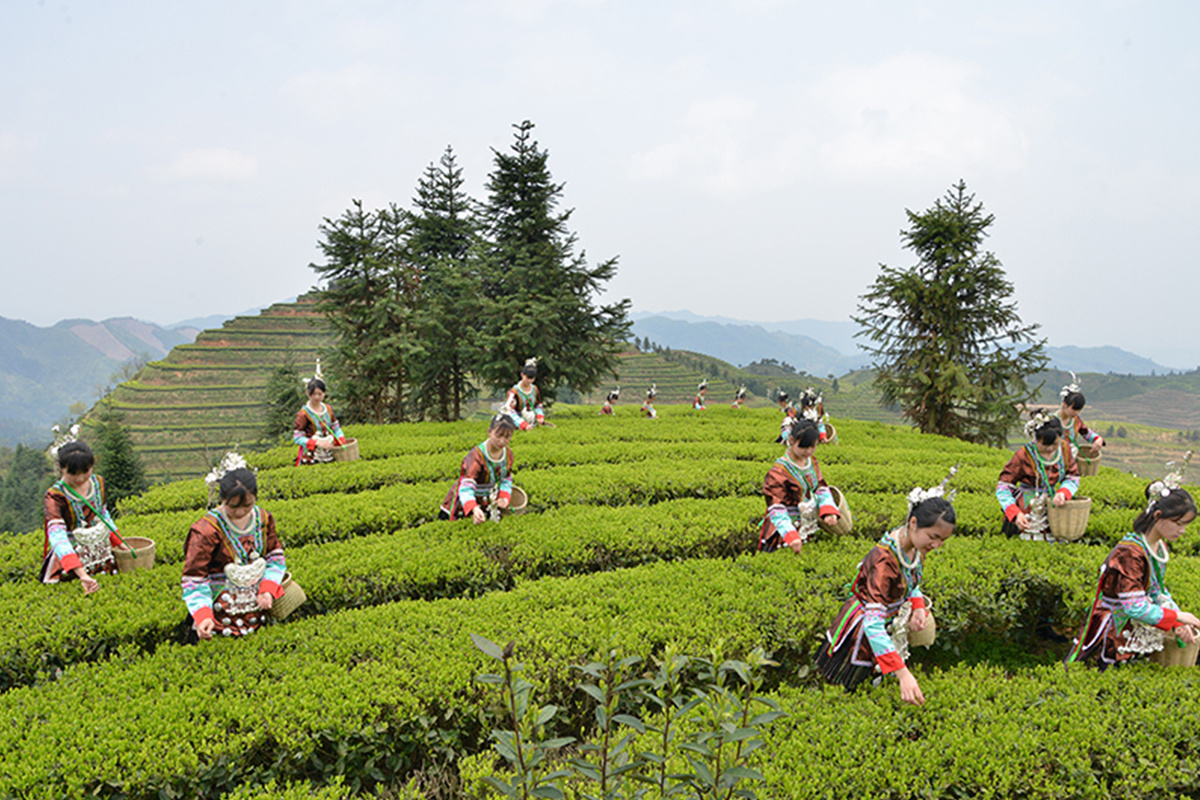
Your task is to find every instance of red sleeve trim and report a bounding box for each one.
[876,651,905,674]
[260,580,282,598]
[781,530,801,546]
[1156,609,1180,631]
[818,503,839,518]
[1057,487,1074,501]
[1004,504,1021,522]
[60,553,82,572]
[909,596,926,610]
[463,499,478,514]
[497,490,511,503]
[305,439,317,452]
[192,606,216,625]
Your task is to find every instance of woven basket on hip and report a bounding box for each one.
[823,423,839,445]
[1150,637,1200,667]
[908,608,937,648]
[501,486,528,516]
[1048,496,1091,542]
[1076,449,1101,477]
[817,486,853,536]
[331,438,359,462]
[113,537,156,573]
[270,572,307,620]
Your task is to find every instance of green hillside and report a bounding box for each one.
[94,298,331,481]
[3,408,1200,798]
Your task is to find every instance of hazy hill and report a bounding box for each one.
[0,316,199,445]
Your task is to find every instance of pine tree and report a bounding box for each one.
[406,147,483,421]
[476,121,631,400]
[92,403,147,509]
[0,444,53,535]
[262,360,308,442]
[309,200,422,423]
[854,181,1047,446]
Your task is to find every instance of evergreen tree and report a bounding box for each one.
[854,181,1047,447]
[406,147,483,421]
[310,200,422,423]
[475,121,631,400]
[0,444,53,535]
[92,403,147,509]
[261,359,308,442]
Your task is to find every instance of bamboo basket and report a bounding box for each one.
[1077,448,1101,477]
[113,537,156,573]
[1150,637,1200,667]
[817,486,854,536]
[823,423,839,445]
[909,608,937,648]
[502,486,529,516]
[270,572,307,621]
[1048,496,1091,542]
[331,438,359,462]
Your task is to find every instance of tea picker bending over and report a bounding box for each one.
[294,370,346,466]
[505,358,553,430]
[758,418,840,554]
[731,385,747,409]
[996,413,1080,541]
[601,387,619,416]
[1066,474,1200,669]
[1056,373,1105,462]
[774,390,797,443]
[642,385,658,419]
[440,414,518,524]
[182,466,287,640]
[40,437,123,592]
[816,485,956,706]
[693,379,708,410]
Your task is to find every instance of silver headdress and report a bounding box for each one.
[1024,410,1053,440]
[776,388,789,403]
[47,422,82,461]
[646,383,657,399]
[735,385,747,400]
[697,378,708,391]
[299,357,323,386]
[205,450,253,506]
[1060,371,1081,399]
[1147,451,1193,511]
[524,357,537,369]
[607,386,620,402]
[906,464,959,512]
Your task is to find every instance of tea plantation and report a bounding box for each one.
[4,406,1200,799]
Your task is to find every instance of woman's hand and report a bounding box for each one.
[496,496,510,510]
[472,506,487,525]
[1176,611,1200,630]
[1174,624,1197,645]
[314,436,335,451]
[787,538,804,554]
[257,592,274,610]
[77,571,100,595]
[196,618,216,640]
[1014,511,1030,531]
[821,514,839,527]
[909,607,928,633]
[897,667,925,706]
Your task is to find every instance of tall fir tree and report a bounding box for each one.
[91,402,148,509]
[854,180,1046,446]
[476,120,631,400]
[0,444,53,535]
[310,199,423,424]
[406,146,482,421]
[261,358,308,442]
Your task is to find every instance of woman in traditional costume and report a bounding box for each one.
[996,414,1080,541]
[642,385,658,419]
[182,467,287,640]
[731,385,747,409]
[1066,479,1200,669]
[440,414,518,524]
[505,358,551,429]
[293,376,345,466]
[758,419,840,554]
[40,438,122,591]
[600,387,619,416]
[774,390,797,443]
[693,380,708,410]
[798,388,828,442]
[1056,373,1105,465]
[816,489,956,706]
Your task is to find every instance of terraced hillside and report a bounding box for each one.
[5,407,1200,798]
[100,298,331,481]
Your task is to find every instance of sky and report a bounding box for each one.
[3,1,1199,367]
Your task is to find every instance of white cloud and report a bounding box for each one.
[162,149,259,182]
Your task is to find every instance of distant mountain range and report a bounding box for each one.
[631,311,1176,377]
[0,316,200,446]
